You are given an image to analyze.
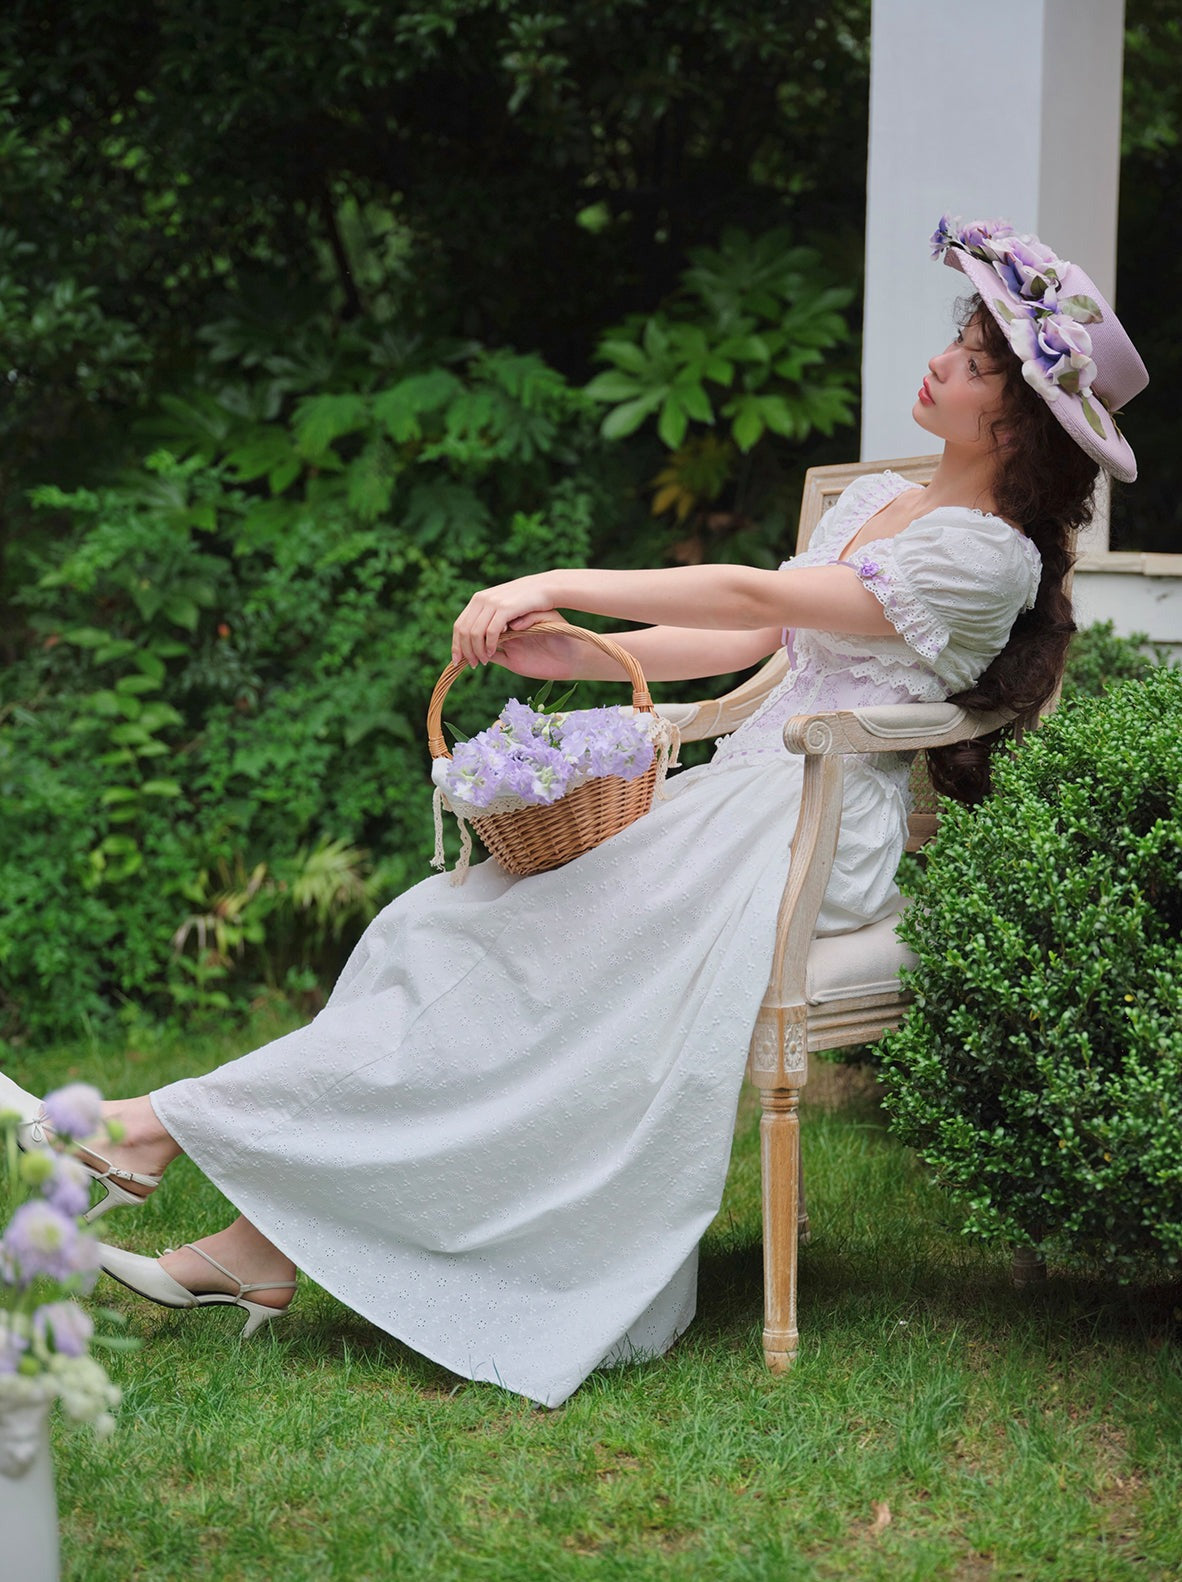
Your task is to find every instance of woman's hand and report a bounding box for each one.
[451,574,557,667]
[491,611,582,680]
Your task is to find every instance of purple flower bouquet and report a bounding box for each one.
[430,699,676,880]
[432,698,656,812]
[1,1085,131,1446]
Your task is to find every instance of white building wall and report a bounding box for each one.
[861,0,1182,651]
[862,0,1126,463]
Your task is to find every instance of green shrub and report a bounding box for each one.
[0,334,607,1044]
[1061,619,1170,701]
[880,667,1182,1278]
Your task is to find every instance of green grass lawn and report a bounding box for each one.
[8,1018,1181,1581]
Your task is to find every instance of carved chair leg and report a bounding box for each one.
[759,1084,801,1372]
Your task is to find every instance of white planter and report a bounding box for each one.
[0,1400,60,1582]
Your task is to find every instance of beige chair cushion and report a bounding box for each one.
[805,908,916,1005]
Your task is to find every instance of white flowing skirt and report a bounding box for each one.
[153,751,907,1405]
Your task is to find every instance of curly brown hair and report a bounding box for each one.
[926,297,1100,803]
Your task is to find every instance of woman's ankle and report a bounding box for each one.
[98,1096,182,1168]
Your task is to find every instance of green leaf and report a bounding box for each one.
[141,779,182,797]
[161,595,200,631]
[756,395,798,438]
[62,627,111,649]
[729,400,766,452]
[642,318,670,359]
[373,370,464,442]
[597,339,650,375]
[268,456,302,495]
[657,397,689,449]
[137,702,184,732]
[548,684,579,714]
[1059,294,1102,324]
[675,381,715,424]
[224,429,294,482]
[96,833,139,856]
[108,723,151,747]
[95,639,139,665]
[82,690,124,718]
[346,440,395,523]
[1081,396,1107,438]
[600,393,663,440]
[723,334,771,363]
[584,371,642,402]
[293,392,370,457]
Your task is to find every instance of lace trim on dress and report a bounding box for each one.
[841,546,948,663]
[714,472,1041,767]
[843,652,946,698]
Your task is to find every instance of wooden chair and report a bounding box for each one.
[657,456,1014,1372]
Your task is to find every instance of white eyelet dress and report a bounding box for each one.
[151,472,1041,1406]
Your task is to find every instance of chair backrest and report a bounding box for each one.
[795,455,940,554]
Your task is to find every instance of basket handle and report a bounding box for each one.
[426,620,654,760]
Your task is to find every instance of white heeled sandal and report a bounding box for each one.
[99,1242,296,1338]
[0,1072,161,1223]
[74,1147,162,1225]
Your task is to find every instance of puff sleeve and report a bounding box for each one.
[842,514,1042,692]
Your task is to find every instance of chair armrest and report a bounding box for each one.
[782,701,1014,757]
[656,649,791,742]
[755,699,1012,1034]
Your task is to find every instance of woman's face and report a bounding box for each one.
[913,316,1009,451]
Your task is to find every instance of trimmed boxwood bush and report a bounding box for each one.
[1060,618,1169,701]
[880,666,1182,1278]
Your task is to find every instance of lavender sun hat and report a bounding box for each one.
[931,216,1148,482]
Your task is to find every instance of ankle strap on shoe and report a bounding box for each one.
[182,1244,298,1299]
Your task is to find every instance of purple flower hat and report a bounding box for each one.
[931,215,1148,482]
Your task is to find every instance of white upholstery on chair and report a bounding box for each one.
[805,908,916,1005]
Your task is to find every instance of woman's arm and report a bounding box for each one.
[492,616,784,684]
[452,562,894,667]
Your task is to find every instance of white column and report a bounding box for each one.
[861,0,1127,476]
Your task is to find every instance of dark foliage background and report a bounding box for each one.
[0,0,871,1042]
[0,1,1176,1045]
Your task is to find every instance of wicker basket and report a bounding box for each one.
[426,621,662,877]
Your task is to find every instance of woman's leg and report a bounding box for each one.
[157,1215,298,1308]
[75,1094,185,1198]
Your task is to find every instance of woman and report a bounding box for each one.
[2,218,1148,1405]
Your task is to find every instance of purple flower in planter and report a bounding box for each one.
[42,1156,92,1220]
[42,1083,103,1141]
[2,1201,100,1288]
[33,1301,95,1358]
